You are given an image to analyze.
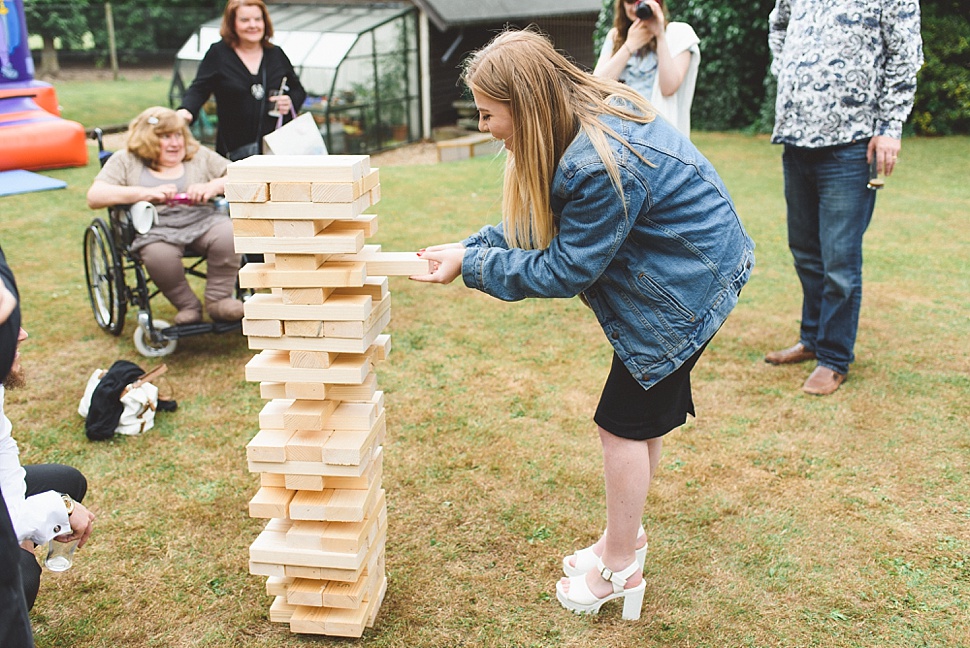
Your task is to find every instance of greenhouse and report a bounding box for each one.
[171,2,420,154]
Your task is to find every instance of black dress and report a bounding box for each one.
[178,40,307,157]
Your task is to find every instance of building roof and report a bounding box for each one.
[411,0,603,31]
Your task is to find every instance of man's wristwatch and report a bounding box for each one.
[61,494,75,516]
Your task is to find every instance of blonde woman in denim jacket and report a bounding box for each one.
[412,30,754,620]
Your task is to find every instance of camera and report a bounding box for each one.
[634,0,653,19]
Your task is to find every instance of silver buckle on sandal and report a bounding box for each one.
[599,565,614,581]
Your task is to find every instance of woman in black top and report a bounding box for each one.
[177,0,306,160]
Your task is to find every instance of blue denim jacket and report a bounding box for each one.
[461,115,755,389]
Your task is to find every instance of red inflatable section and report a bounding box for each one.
[0,84,88,172]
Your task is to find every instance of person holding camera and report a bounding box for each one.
[87,107,243,325]
[593,0,700,137]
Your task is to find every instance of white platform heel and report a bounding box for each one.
[562,525,647,577]
[556,557,646,620]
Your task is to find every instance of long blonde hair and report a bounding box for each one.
[462,29,655,250]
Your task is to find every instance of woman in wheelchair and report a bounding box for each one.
[86,107,244,325]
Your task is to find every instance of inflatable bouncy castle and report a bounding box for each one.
[0,0,87,171]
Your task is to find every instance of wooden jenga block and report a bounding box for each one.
[369,184,381,205]
[289,349,336,368]
[233,229,364,255]
[285,429,333,463]
[287,578,328,607]
[238,261,366,289]
[230,193,372,220]
[250,523,373,571]
[327,372,379,402]
[242,318,283,338]
[310,168,379,203]
[283,474,326,491]
[273,219,331,238]
[232,219,276,237]
[247,428,296,463]
[257,400,290,430]
[249,456,376,478]
[333,276,388,300]
[281,519,384,583]
[259,382,288,399]
[260,472,287,488]
[282,286,335,305]
[249,486,294,518]
[362,167,380,192]
[250,445,381,480]
[259,399,338,431]
[323,411,386,466]
[328,398,383,431]
[227,155,370,184]
[253,306,390,355]
[324,214,379,238]
[270,596,297,623]
[288,576,387,637]
[245,349,371,385]
[284,294,388,340]
[324,560,382,609]
[284,381,329,400]
[291,483,382,524]
[250,560,287,578]
[282,455,382,493]
[331,244,431,276]
[266,575,292,597]
[287,490,385,552]
[269,182,312,202]
[225,181,268,203]
[273,254,329,271]
[372,334,392,362]
[244,293,372,322]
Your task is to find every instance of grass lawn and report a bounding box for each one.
[0,129,967,647]
[53,73,174,130]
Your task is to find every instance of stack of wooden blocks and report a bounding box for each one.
[226,155,428,637]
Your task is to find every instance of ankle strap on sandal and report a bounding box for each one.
[597,557,639,588]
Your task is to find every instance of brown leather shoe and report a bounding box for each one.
[765,342,817,365]
[802,366,846,396]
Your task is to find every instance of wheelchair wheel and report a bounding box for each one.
[83,218,126,335]
[133,319,177,357]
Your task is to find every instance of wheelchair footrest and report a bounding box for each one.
[158,320,241,339]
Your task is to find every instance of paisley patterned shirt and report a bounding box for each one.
[769,0,923,148]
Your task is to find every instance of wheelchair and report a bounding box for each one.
[82,128,247,357]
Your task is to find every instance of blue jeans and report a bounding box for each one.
[782,141,877,375]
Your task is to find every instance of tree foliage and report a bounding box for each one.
[910,1,970,136]
[23,0,92,73]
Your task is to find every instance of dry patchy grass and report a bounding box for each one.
[1,133,967,647]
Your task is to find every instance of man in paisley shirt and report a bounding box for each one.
[765,0,923,395]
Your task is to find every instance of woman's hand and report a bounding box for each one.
[270,93,293,116]
[176,108,194,125]
[146,184,180,204]
[410,245,466,284]
[186,180,222,204]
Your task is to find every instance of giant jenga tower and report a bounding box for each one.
[227,155,427,637]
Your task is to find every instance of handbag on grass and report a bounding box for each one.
[263,110,327,156]
[78,361,173,440]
